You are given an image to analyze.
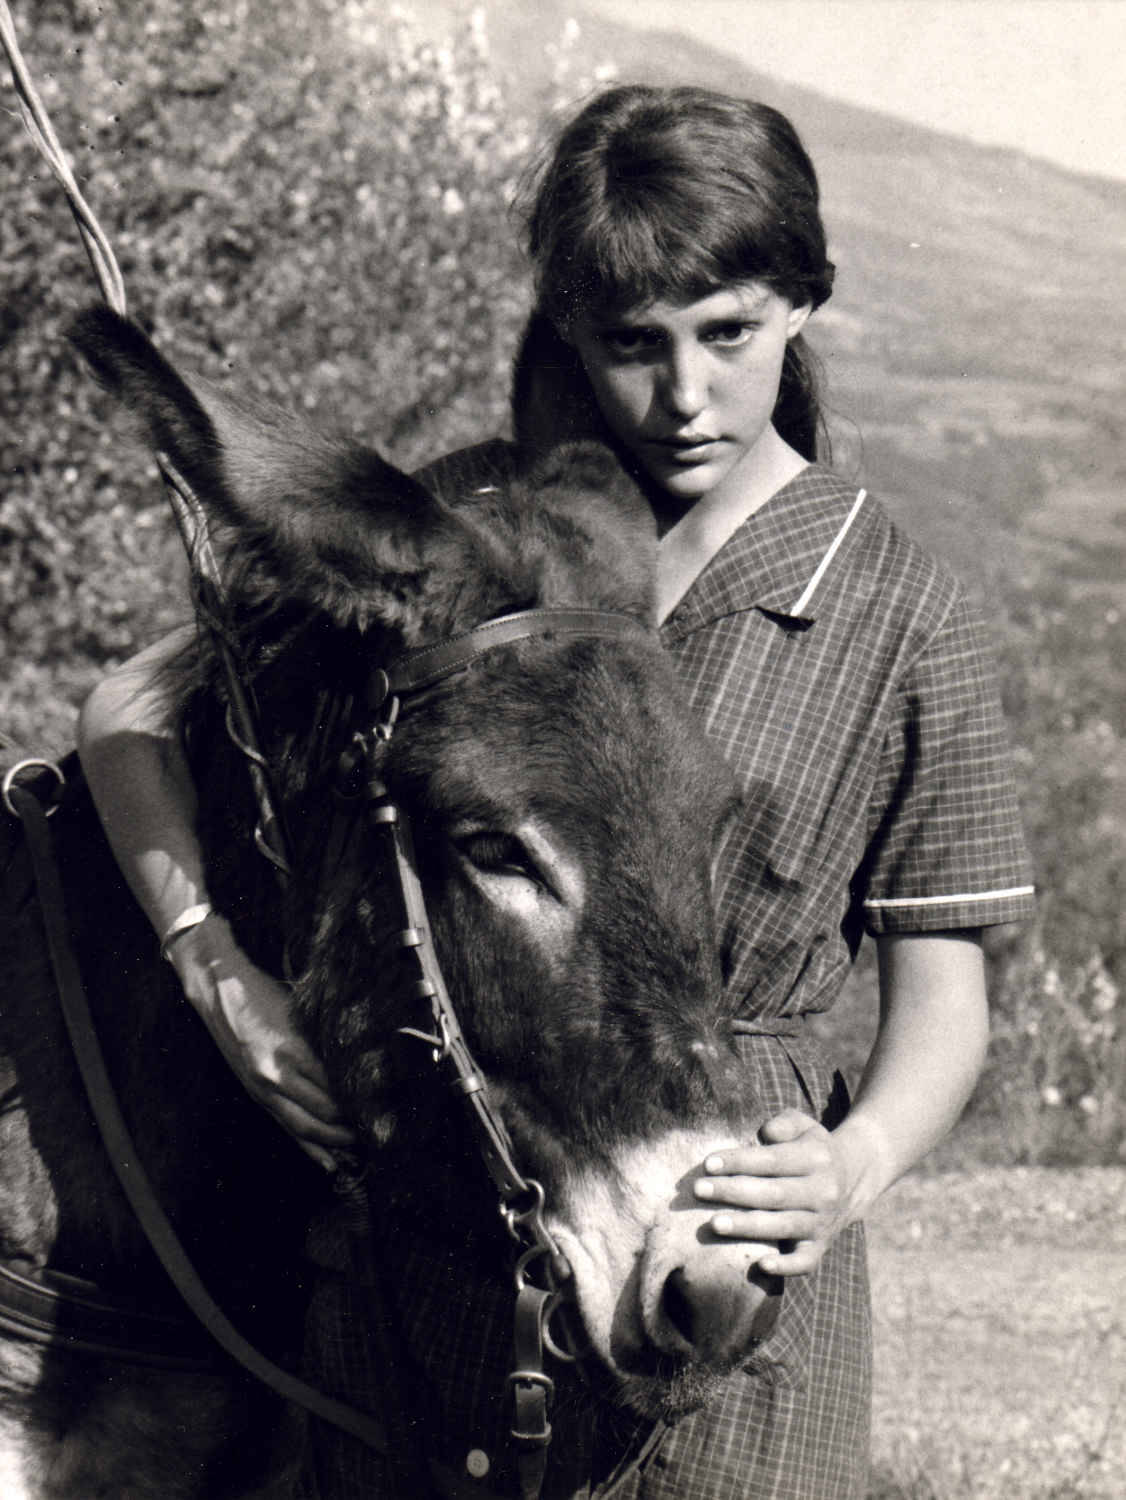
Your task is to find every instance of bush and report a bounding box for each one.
[965,933,1125,1166]
[1,0,560,750]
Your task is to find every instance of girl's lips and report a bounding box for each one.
[649,436,722,463]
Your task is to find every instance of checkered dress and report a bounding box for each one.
[301,457,1034,1500]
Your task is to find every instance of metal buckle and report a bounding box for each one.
[2,758,65,819]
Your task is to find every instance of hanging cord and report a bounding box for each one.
[1,0,126,314]
[1,0,293,882]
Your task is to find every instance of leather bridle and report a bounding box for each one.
[338,606,647,1497]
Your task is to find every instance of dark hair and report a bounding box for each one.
[518,85,835,460]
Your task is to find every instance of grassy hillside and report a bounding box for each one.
[2,0,1123,1165]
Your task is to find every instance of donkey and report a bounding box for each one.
[0,307,782,1499]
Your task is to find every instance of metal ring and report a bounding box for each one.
[502,1180,545,1243]
[543,1300,585,1365]
[514,1243,552,1294]
[506,1368,555,1394]
[2,757,66,819]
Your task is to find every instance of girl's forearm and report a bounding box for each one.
[833,930,989,1219]
[77,633,353,1160]
[76,628,206,940]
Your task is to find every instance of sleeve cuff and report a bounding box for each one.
[863,885,1036,934]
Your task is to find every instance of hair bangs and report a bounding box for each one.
[554,178,779,327]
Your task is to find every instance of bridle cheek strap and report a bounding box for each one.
[362,765,568,1264]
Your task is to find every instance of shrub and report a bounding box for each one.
[1,0,558,750]
[967,932,1125,1166]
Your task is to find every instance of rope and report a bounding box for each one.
[0,0,126,314]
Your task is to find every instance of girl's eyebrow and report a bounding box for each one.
[700,311,762,328]
[728,287,772,315]
[591,312,658,330]
[597,290,773,331]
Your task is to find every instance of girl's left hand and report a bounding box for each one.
[693,1108,856,1276]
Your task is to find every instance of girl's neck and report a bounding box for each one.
[655,427,809,624]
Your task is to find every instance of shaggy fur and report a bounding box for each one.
[0,309,760,1497]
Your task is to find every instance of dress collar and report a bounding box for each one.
[660,465,868,641]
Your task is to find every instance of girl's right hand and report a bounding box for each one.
[167,911,355,1172]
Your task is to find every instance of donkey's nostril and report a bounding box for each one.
[655,1259,784,1363]
[661,1267,696,1349]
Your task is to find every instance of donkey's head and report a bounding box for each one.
[70,306,781,1421]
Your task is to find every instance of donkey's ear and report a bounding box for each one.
[68,306,459,634]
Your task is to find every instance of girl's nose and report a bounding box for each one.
[659,346,708,421]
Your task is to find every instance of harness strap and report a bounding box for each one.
[8,781,389,1453]
[510,1282,557,1500]
[0,1261,216,1371]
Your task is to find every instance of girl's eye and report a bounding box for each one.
[456,832,538,882]
[600,327,661,359]
[705,322,756,347]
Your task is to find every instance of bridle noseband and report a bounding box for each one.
[377,607,648,699]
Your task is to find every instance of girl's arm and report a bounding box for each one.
[78,635,354,1170]
[694,930,988,1273]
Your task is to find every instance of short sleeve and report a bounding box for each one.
[859,592,1035,933]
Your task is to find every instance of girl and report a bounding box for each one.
[78,85,1034,1497]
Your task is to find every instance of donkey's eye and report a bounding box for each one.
[456,832,539,882]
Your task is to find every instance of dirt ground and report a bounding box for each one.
[865,1167,1126,1498]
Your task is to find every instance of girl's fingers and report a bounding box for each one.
[704,1128,827,1182]
[696,1173,813,1210]
[757,1109,816,1143]
[297,1140,344,1174]
[708,1209,820,1243]
[263,1066,352,1127]
[703,1137,830,1179]
[262,1085,356,1142]
[266,1093,356,1152]
[757,1240,825,1276]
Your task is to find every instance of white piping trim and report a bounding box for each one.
[788,488,867,616]
[865,886,1035,910]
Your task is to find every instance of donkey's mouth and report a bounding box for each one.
[607,1354,730,1423]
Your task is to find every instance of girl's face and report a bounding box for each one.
[569,282,810,506]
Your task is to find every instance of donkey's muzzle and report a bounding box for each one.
[655,1258,783,1366]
